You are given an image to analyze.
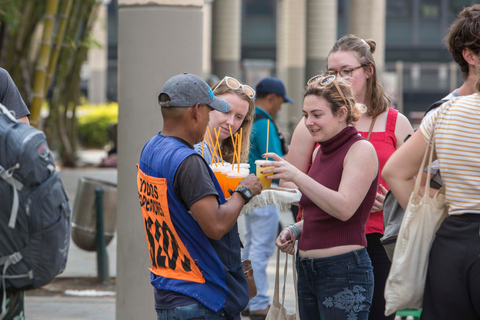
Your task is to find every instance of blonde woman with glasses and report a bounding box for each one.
[195,76,256,164]
[282,34,414,320]
[263,75,378,320]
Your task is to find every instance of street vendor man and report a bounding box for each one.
[137,73,262,320]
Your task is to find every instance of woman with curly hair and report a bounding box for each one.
[282,34,414,320]
[269,75,378,320]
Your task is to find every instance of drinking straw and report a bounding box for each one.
[266,119,270,160]
[214,127,224,165]
[229,126,237,170]
[237,128,242,173]
[212,130,221,165]
[206,127,217,166]
[207,127,222,165]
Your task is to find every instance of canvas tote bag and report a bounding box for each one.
[265,248,299,320]
[384,133,448,316]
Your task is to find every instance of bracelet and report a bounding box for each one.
[287,224,300,240]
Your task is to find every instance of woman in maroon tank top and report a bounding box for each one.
[262,76,378,320]
[281,35,414,320]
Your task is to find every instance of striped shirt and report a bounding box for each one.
[420,93,480,215]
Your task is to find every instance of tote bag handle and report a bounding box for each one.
[270,247,299,320]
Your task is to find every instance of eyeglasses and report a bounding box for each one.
[326,65,365,79]
[213,76,256,99]
[307,74,347,104]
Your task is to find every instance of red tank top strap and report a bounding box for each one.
[386,108,398,134]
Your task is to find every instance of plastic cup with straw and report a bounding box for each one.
[256,119,274,189]
[206,127,226,195]
[227,168,250,195]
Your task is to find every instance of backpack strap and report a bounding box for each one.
[0,164,24,229]
[424,99,448,117]
[0,103,18,123]
[0,252,29,319]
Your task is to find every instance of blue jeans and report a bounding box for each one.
[156,303,240,320]
[242,205,279,311]
[296,248,374,320]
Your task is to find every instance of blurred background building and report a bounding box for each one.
[100,0,475,132]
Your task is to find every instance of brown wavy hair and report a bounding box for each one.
[304,77,366,125]
[211,80,255,163]
[328,34,390,117]
[445,5,480,80]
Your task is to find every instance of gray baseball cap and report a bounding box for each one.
[158,73,230,113]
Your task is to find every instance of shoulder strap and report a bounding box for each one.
[424,99,448,118]
[0,103,18,122]
[0,164,23,229]
[366,116,377,141]
[385,108,398,134]
[254,113,269,122]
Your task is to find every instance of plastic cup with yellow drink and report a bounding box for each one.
[255,159,274,190]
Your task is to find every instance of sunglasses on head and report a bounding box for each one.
[213,76,256,99]
[307,74,347,105]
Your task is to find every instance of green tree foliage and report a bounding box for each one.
[0,0,100,167]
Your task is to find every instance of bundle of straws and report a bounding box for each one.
[203,127,224,167]
[201,126,243,173]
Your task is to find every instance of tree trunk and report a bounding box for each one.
[45,0,73,93]
[30,0,59,128]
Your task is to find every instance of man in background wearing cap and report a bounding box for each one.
[137,73,261,319]
[243,77,294,320]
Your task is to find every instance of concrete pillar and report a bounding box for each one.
[212,0,241,78]
[203,0,213,78]
[348,0,386,69]
[306,0,337,81]
[276,0,306,140]
[117,1,203,319]
[88,3,107,104]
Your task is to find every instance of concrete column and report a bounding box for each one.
[276,0,306,140]
[212,0,241,78]
[203,0,213,78]
[117,1,203,319]
[88,3,107,104]
[348,0,386,69]
[306,0,337,81]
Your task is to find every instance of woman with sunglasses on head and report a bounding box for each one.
[282,34,414,320]
[195,76,256,164]
[266,75,378,320]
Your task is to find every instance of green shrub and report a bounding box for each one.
[77,102,118,148]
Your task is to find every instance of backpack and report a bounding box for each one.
[0,103,71,294]
[254,113,288,155]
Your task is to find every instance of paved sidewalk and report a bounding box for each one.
[25,296,115,320]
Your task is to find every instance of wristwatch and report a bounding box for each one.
[232,186,253,204]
